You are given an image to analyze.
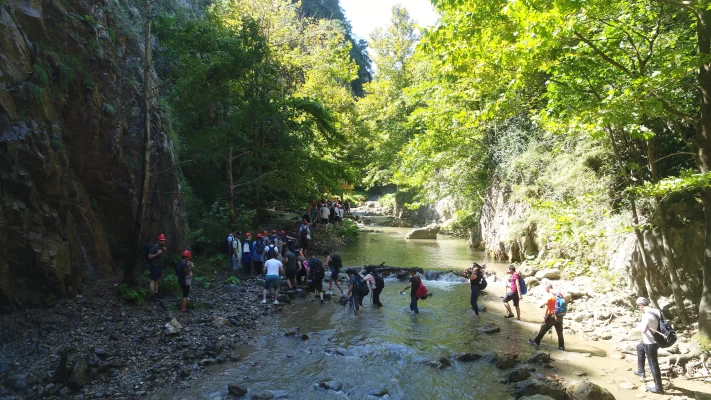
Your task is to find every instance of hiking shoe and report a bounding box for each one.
[646,386,663,394]
[504,313,514,318]
[633,371,645,379]
[558,347,565,351]
[326,290,333,295]
[261,299,267,304]
[273,300,280,305]
[528,339,539,347]
[320,300,325,304]
[340,292,346,297]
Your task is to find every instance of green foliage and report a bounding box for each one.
[116,283,152,305]
[189,202,254,254]
[338,218,359,238]
[224,276,241,285]
[193,276,211,289]
[161,273,181,295]
[102,102,116,115]
[25,82,44,104]
[631,170,711,198]
[694,332,711,353]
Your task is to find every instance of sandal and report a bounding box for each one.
[504,313,514,318]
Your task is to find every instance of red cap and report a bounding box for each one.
[257,233,262,238]
[263,230,268,235]
[280,230,285,234]
[246,232,252,237]
[272,230,277,233]
[181,250,192,258]
[158,234,166,241]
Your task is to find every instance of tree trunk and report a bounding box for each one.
[630,196,660,310]
[695,6,711,341]
[646,138,688,323]
[124,0,152,285]
[227,146,235,224]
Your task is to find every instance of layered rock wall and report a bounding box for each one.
[0,0,189,310]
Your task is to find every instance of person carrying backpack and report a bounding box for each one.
[252,234,266,276]
[633,297,664,394]
[345,269,365,315]
[299,219,310,256]
[307,257,326,304]
[225,230,235,269]
[177,250,193,312]
[503,265,523,320]
[147,234,167,298]
[469,263,486,318]
[283,249,298,290]
[362,269,383,307]
[528,282,566,350]
[399,270,423,315]
[242,232,252,273]
[232,231,242,275]
[325,251,346,297]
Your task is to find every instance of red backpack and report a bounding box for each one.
[415,277,429,299]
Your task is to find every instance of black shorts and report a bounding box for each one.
[503,291,520,307]
[181,284,190,298]
[150,266,162,281]
[321,218,328,224]
[286,269,296,279]
[309,280,323,292]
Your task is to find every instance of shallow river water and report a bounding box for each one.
[158,227,708,399]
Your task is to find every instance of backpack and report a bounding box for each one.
[518,275,528,295]
[266,245,278,259]
[175,261,186,279]
[479,276,488,290]
[143,243,152,262]
[310,259,325,280]
[254,240,265,255]
[554,293,567,314]
[374,273,385,290]
[330,254,342,270]
[355,276,370,297]
[415,277,429,300]
[647,311,677,348]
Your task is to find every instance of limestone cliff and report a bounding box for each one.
[0,0,189,310]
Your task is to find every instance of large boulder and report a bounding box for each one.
[514,379,566,400]
[406,224,441,240]
[535,269,561,280]
[568,381,616,400]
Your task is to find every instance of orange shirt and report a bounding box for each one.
[545,293,556,315]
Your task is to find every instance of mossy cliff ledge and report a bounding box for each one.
[0,0,190,311]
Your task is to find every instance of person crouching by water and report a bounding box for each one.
[528,282,566,350]
[468,263,485,318]
[345,269,362,316]
[399,270,421,315]
[177,250,193,313]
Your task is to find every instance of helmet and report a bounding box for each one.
[272,230,277,233]
[245,232,252,237]
[158,234,166,241]
[181,250,192,258]
[257,234,262,238]
[280,230,285,234]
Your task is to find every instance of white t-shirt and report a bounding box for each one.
[232,239,241,258]
[243,241,250,253]
[638,308,661,344]
[338,208,344,218]
[321,206,329,219]
[264,259,283,276]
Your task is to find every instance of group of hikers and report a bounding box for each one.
[304,199,350,231]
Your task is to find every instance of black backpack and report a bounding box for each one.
[331,254,342,270]
[254,240,265,255]
[311,259,325,280]
[355,276,370,297]
[373,272,385,290]
[647,311,677,348]
[266,245,278,259]
[176,261,186,279]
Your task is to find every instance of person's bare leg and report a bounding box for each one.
[274,288,279,302]
[181,297,187,312]
[150,281,155,293]
[504,302,512,315]
[515,306,521,320]
[154,281,159,295]
[263,289,268,302]
[335,280,345,294]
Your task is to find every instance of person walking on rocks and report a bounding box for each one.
[148,234,167,297]
[242,232,253,274]
[345,269,362,315]
[528,282,565,350]
[634,297,664,394]
[469,263,485,318]
[299,218,310,257]
[177,250,193,312]
[232,231,242,275]
[307,256,326,304]
[362,269,382,307]
[252,233,266,276]
[325,251,345,297]
[503,265,522,320]
[283,248,298,290]
[262,252,285,305]
[399,270,422,315]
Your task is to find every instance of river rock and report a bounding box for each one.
[68,351,91,390]
[6,373,27,392]
[527,351,551,364]
[164,318,183,335]
[211,317,228,328]
[494,352,519,369]
[319,380,343,391]
[392,218,414,228]
[406,224,440,239]
[617,381,637,390]
[480,323,501,334]
[514,378,566,400]
[368,387,389,397]
[508,366,531,383]
[453,352,482,362]
[520,396,555,400]
[277,294,291,303]
[251,391,275,400]
[569,381,616,399]
[228,383,248,397]
[54,347,71,382]
[535,269,561,280]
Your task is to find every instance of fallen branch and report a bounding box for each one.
[232,171,276,189]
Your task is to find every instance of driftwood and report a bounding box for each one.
[363,263,424,275]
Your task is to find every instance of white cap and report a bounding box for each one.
[635,297,649,306]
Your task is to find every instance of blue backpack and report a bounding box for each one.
[254,240,265,256]
[518,275,528,295]
[554,293,567,314]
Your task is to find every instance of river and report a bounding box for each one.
[157,227,705,399]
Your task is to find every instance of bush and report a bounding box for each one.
[161,273,181,295]
[116,284,152,305]
[224,276,241,285]
[338,219,359,238]
[193,276,211,289]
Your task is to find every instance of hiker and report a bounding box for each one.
[177,250,193,312]
[232,231,242,275]
[362,269,383,307]
[310,202,319,231]
[345,269,363,316]
[299,218,310,256]
[469,262,485,318]
[242,232,252,273]
[344,200,351,215]
[399,270,422,315]
[503,265,523,320]
[634,297,664,394]
[320,202,330,225]
[265,238,279,262]
[325,251,346,296]
[528,282,566,350]
[307,256,326,304]
[262,251,285,304]
[252,234,266,276]
[148,234,167,297]
[283,248,298,289]
[225,229,235,269]
[295,250,308,286]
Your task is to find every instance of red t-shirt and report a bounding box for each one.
[545,293,556,315]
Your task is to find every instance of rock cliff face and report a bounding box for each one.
[479,179,704,301]
[0,0,189,310]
